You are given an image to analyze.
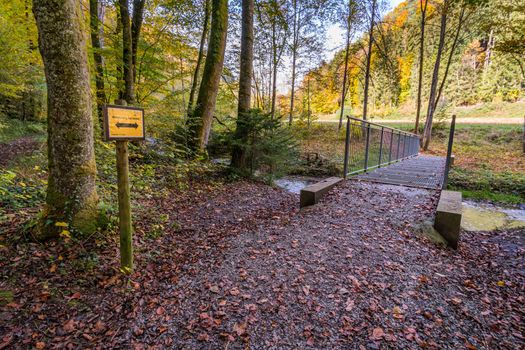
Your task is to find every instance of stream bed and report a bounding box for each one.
[274,176,320,194]
[461,200,525,231]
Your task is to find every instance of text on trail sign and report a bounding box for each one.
[103,105,145,141]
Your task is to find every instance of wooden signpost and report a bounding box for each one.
[103,101,145,272]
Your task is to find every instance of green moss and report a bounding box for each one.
[0,290,14,306]
[453,189,524,205]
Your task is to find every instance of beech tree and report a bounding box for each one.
[188,0,211,115]
[118,0,135,103]
[231,0,255,171]
[89,0,106,125]
[189,0,228,151]
[414,0,428,134]
[32,0,99,238]
[362,0,377,120]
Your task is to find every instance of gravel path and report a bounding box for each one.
[129,181,524,349]
[1,180,523,349]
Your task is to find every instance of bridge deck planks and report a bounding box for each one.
[354,155,446,190]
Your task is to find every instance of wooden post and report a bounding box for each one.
[522,115,524,154]
[443,114,456,190]
[114,99,133,272]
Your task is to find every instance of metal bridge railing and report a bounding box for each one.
[343,116,420,178]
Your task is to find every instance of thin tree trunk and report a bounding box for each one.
[231,0,254,171]
[188,0,211,115]
[180,56,186,108]
[288,0,299,125]
[414,0,428,135]
[270,20,277,119]
[33,0,99,239]
[307,77,311,128]
[423,0,448,150]
[433,5,466,112]
[484,28,494,70]
[131,0,145,83]
[362,0,376,121]
[189,0,228,151]
[118,0,134,103]
[338,2,352,130]
[89,0,106,127]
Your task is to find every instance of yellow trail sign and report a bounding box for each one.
[103,105,145,141]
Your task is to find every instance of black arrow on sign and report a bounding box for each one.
[116,122,139,129]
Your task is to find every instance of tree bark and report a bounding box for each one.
[131,0,145,83]
[188,0,211,116]
[414,0,428,135]
[339,0,353,130]
[89,0,106,127]
[231,0,254,171]
[433,5,466,113]
[118,0,134,103]
[288,0,299,125]
[362,0,376,121]
[33,0,99,238]
[422,0,448,150]
[270,20,277,119]
[189,0,228,151]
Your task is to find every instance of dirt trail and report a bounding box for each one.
[1,180,523,349]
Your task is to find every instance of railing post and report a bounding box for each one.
[343,117,351,179]
[388,129,393,163]
[403,133,407,158]
[364,122,370,171]
[443,115,456,189]
[396,130,401,161]
[378,126,384,167]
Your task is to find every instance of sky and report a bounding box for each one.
[324,0,405,61]
[278,0,405,93]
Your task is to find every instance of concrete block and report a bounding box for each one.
[300,177,343,208]
[434,190,462,249]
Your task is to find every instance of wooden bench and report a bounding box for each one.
[434,190,462,249]
[300,177,343,208]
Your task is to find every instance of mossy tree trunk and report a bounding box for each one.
[89,0,106,127]
[188,0,211,116]
[189,0,228,152]
[231,0,254,172]
[131,0,145,84]
[33,0,99,239]
[118,0,135,103]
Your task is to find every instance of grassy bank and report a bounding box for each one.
[317,100,525,124]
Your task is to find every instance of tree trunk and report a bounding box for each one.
[188,0,211,115]
[270,20,277,119]
[414,0,427,135]
[433,5,466,113]
[288,0,298,125]
[131,0,145,83]
[33,0,99,239]
[422,0,448,150]
[231,0,254,171]
[362,0,376,121]
[307,77,311,128]
[89,0,106,127]
[484,29,494,70]
[189,0,228,151]
[118,0,134,103]
[339,2,352,130]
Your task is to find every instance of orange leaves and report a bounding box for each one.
[370,327,385,340]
